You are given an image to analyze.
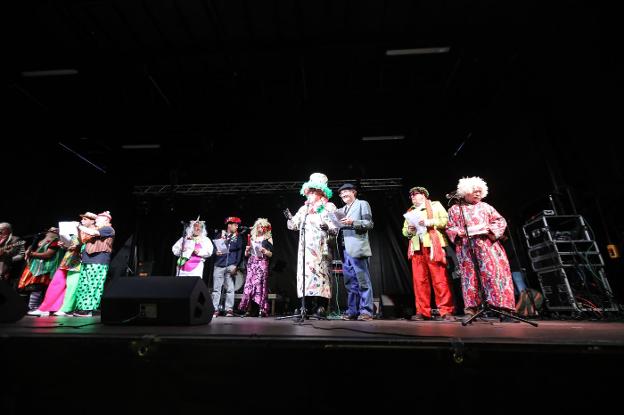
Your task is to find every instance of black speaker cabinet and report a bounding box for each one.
[101,277,213,325]
[0,280,27,323]
[379,293,414,319]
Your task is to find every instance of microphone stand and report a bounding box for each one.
[176,222,187,277]
[278,208,323,323]
[453,198,537,327]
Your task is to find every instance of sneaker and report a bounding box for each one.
[53,311,70,316]
[341,314,358,321]
[27,309,48,316]
[212,311,219,318]
[357,314,373,321]
[73,310,93,317]
[225,310,234,317]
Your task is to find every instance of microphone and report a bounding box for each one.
[446,191,460,199]
[283,208,293,220]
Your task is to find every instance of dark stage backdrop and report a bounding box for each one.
[132,189,427,313]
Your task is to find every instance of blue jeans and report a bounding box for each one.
[212,265,236,311]
[342,252,374,317]
[512,271,528,295]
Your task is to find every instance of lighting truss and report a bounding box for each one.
[133,178,403,196]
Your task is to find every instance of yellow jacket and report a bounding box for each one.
[402,201,448,255]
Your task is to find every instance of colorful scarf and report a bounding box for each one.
[425,200,446,264]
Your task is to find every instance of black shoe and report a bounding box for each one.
[410,313,428,321]
[313,306,327,319]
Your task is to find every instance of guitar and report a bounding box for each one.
[0,240,26,254]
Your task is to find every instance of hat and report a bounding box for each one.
[300,173,333,199]
[80,212,97,220]
[46,227,59,234]
[97,211,112,221]
[225,216,242,225]
[338,183,357,194]
[409,186,429,198]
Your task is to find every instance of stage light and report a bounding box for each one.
[21,69,79,77]
[361,136,405,141]
[386,47,450,56]
[121,144,161,150]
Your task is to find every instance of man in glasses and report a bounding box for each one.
[335,183,375,321]
[402,187,455,321]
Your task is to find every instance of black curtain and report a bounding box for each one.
[133,189,419,313]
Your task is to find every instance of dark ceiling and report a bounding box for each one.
[4,1,620,187]
[3,1,624,280]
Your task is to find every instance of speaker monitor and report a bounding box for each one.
[0,280,27,323]
[101,277,213,325]
[379,294,414,319]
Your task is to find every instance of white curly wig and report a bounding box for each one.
[457,176,489,198]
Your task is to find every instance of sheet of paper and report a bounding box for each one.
[329,210,347,228]
[212,238,229,254]
[403,210,427,236]
[467,225,489,237]
[251,241,263,257]
[59,221,79,246]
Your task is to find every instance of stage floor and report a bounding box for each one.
[3,315,624,350]
[2,316,624,413]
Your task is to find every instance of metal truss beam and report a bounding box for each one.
[133,178,403,196]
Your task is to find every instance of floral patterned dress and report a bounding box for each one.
[446,201,515,311]
[288,202,338,299]
[239,238,273,315]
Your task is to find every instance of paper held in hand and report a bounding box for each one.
[59,221,79,246]
[403,210,421,227]
[466,225,489,237]
[212,238,229,254]
[251,241,263,257]
[329,209,347,228]
[403,210,426,236]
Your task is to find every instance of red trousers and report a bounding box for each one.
[411,247,455,318]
